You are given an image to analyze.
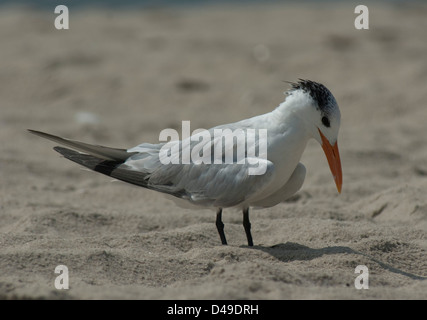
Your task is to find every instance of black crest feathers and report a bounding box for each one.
[286,79,336,115]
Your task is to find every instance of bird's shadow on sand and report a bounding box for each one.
[250,242,426,281]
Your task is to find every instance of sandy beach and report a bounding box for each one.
[0,2,426,299]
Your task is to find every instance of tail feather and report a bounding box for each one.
[30,130,189,199]
[28,129,135,161]
[53,146,149,186]
[53,146,188,198]
[53,146,122,176]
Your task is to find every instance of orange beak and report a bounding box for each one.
[318,128,342,193]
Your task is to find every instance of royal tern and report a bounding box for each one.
[29,79,342,246]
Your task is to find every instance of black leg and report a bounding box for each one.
[216,208,227,245]
[243,208,253,246]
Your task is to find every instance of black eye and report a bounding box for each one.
[322,116,330,128]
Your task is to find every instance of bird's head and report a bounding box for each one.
[286,79,342,193]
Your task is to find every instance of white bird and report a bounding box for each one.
[29,79,342,246]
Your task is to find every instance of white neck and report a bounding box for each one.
[270,91,315,138]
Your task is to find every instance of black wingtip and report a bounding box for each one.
[53,146,123,176]
[28,129,47,135]
[52,147,189,200]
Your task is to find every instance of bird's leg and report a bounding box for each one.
[216,208,227,245]
[243,208,253,246]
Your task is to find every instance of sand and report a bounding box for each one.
[0,2,426,299]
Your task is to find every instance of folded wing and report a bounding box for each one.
[31,127,275,208]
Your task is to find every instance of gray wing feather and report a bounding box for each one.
[125,121,274,207]
[29,129,135,161]
[32,118,274,208]
[53,147,190,198]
